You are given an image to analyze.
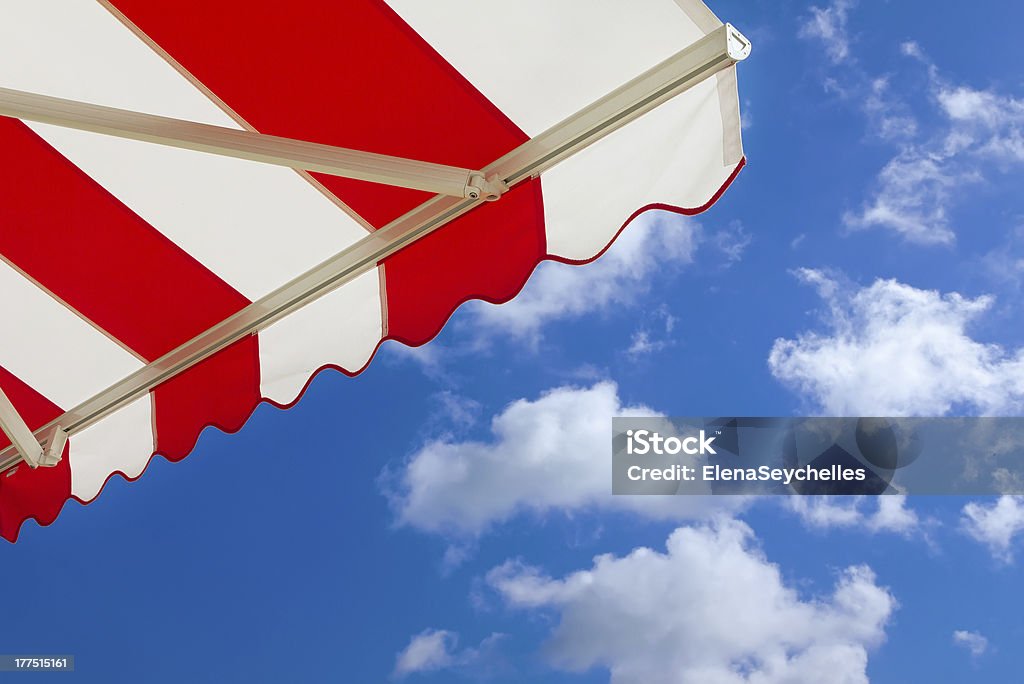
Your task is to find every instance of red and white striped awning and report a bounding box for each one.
[0,0,747,540]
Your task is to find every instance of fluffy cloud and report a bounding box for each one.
[466,214,747,347]
[769,269,1024,415]
[384,382,738,537]
[487,518,895,684]
[626,307,677,359]
[842,151,961,244]
[785,495,920,535]
[842,50,1024,244]
[625,329,671,358]
[804,13,1024,245]
[468,213,698,346]
[709,220,753,265]
[393,629,504,678]
[799,0,856,64]
[952,630,989,658]
[847,79,1024,244]
[937,85,1024,157]
[961,496,1024,563]
[862,77,918,141]
[393,629,456,677]
[979,225,1024,292]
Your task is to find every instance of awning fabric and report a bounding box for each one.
[0,0,744,540]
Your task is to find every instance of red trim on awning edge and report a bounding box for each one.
[2,158,745,542]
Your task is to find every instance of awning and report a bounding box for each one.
[0,0,748,540]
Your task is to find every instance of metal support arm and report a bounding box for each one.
[0,87,507,201]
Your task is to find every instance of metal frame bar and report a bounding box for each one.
[0,387,43,468]
[0,23,749,472]
[0,386,67,469]
[0,87,506,200]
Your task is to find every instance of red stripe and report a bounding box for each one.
[105,0,549,344]
[0,366,71,542]
[0,119,259,466]
[384,180,547,343]
[153,338,260,460]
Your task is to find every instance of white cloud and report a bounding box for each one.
[863,77,918,141]
[821,68,964,245]
[488,518,895,684]
[980,225,1024,292]
[843,151,961,244]
[394,629,456,677]
[935,85,1024,164]
[468,214,699,347]
[393,629,504,678]
[625,330,670,358]
[938,86,1024,131]
[626,307,677,359]
[709,220,753,265]
[870,495,922,533]
[384,382,738,537]
[432,391,482,431]
[961,495,1024,563]
[844,53,1024,244]
[769,269,1024,415]
[799,0,856,64]
[952,630,989,658]
[899,41,926,61]
[860,70,1024,244]
[383,339,448,379]
[811,40,963,245]
[823,71,944,242]
[785,495,920,535]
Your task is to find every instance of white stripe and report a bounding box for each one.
[675,0,724,34]
[0,260,143,409]
[70,395,153,501]
[385,0,710,137]
[0,1,372,302]
[543,77,735,260]
[259,269,384,404]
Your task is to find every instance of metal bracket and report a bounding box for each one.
[464,173,508,202]
[725,24,751,62]
[39,425,69,468]
[0,387,66,468]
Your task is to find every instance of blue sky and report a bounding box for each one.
[4,0,1024,681]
